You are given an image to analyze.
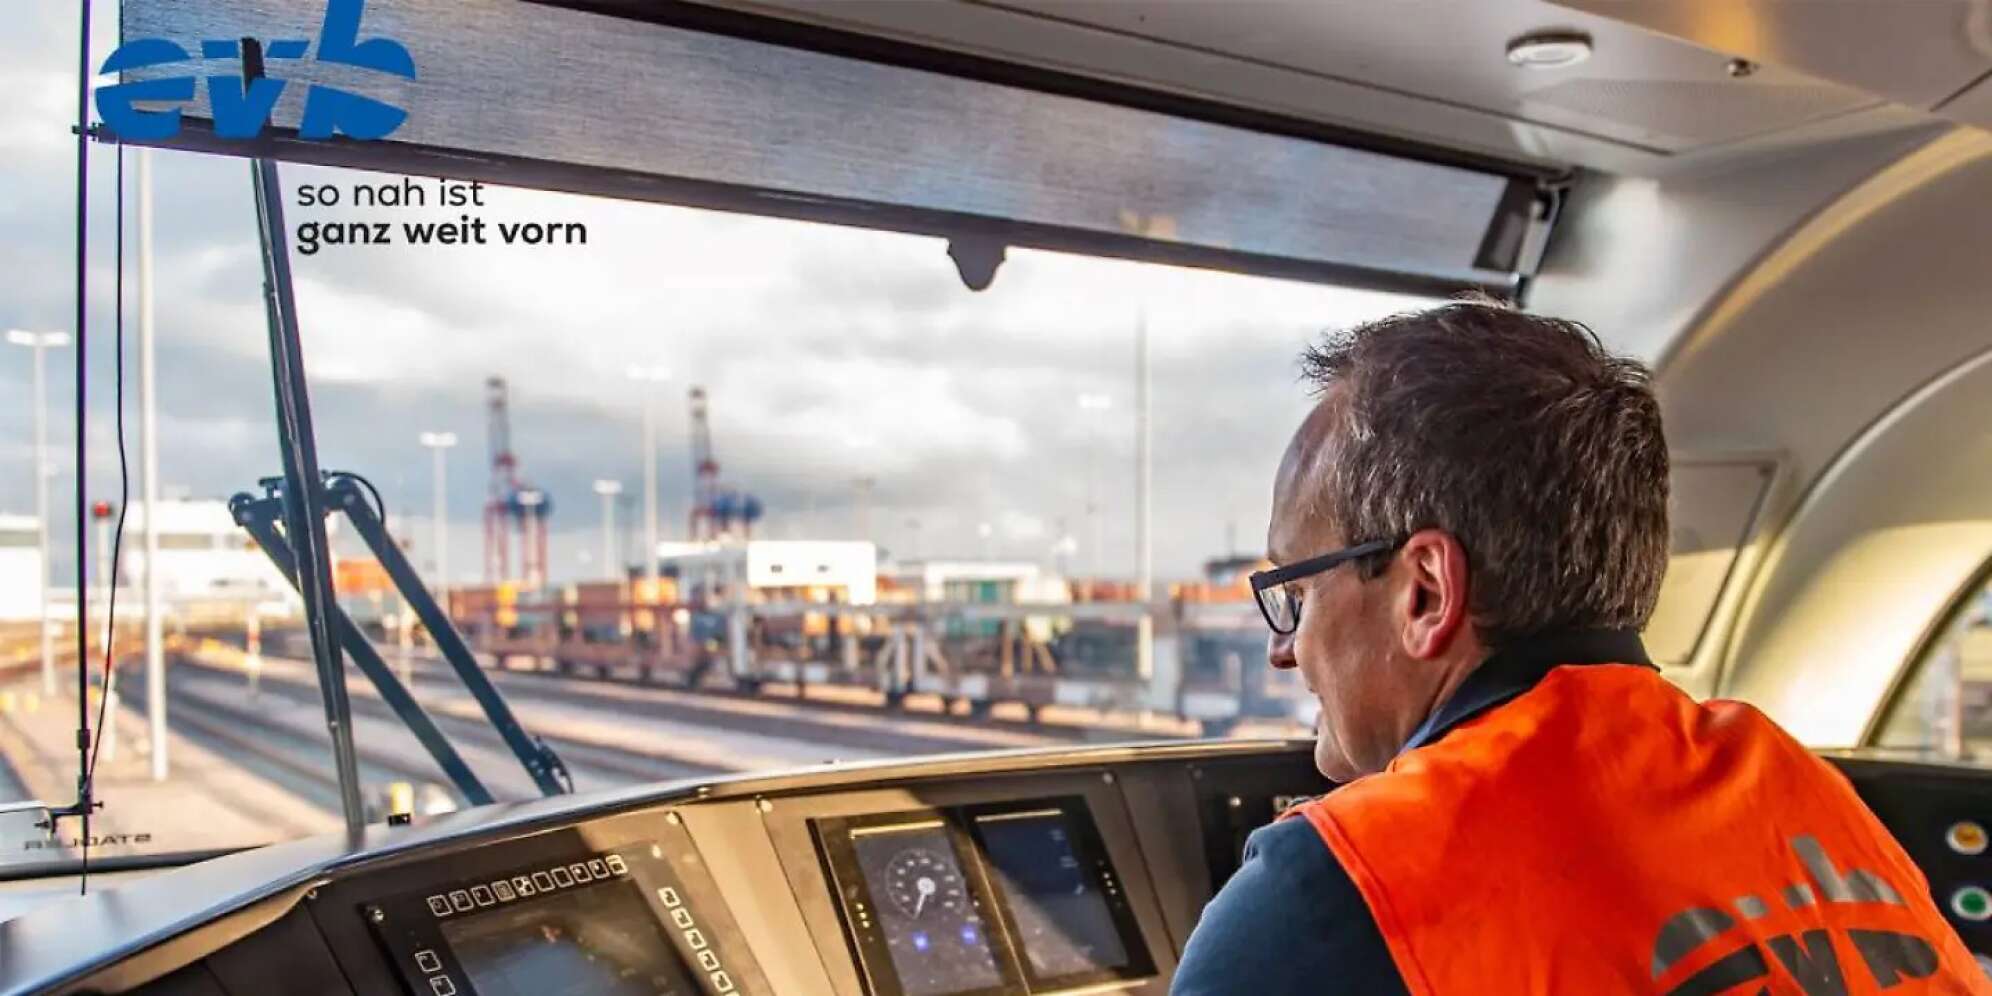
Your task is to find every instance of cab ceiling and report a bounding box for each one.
[693,0,1961,177]
[1559,1,1992,133]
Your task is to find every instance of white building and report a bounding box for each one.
[889,560,1071,605]
[116,500,297,608]
[0,514,43,622]
[660,540,878,605]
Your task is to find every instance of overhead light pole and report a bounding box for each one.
[593,479,623,580]
[8,329,70,697]
[91,500,114,642]
[853,477,876,544]
[843,435,878,545]
[1134,311,1154,684]
[1134,313,1151,600]
[89,499,116,763]
[626,366,668,585]
[137,145,168,779]
[418,431,458,597]
[1077,392,1112,581]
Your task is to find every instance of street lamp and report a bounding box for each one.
[418,431,458,595]
[593,479,623,580]
[90,500,115,632]
[626,365,668,585]
[9,329,71,696]
[1077,392,1112,580]
[1053,533,1079,577]
[853,476,876,543]
[844,435,877,544]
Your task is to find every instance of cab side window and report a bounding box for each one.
[1873,576,1992,759]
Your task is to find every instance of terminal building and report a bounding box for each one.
[114,500,299,616]
[0,514,42,623]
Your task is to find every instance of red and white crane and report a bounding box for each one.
[482,376,551,589]
[686,386,761,542]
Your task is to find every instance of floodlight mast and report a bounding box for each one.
[419,431,458,590]
[4,330,67,700]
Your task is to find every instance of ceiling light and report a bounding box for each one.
[1506,31,1592,70]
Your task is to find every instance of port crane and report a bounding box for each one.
[482,376,551,589]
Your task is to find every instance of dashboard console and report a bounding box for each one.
[10,742,1992,995]
[332,810,766,996]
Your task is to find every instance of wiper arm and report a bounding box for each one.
[231,476,572,803]
[324,472,570,796]
[231,486,496,807]
[230,47,567,818]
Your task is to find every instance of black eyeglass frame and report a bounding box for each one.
[1248,537,1404,635]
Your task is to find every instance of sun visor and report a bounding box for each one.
[116,0,1546,294]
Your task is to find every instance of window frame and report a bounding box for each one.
[1864,553,1992,753]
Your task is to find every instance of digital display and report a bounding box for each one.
[849,822,1006,996]
[820,799,1152,996]
[439,877,699,996]
[972,810,1128,978]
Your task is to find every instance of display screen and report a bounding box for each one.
[973,810,1128,978]
[439,877,699,996]
[849,822,1006,996]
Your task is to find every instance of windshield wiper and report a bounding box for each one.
[231,475,573,802]
[230,38,567,841]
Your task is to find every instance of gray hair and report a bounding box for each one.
[1299,299,1670,647]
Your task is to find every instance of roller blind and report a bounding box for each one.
[120,0,1539,291]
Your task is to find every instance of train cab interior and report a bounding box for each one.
[3,0,1992,993]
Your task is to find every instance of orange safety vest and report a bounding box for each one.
[1285,663,1989,994]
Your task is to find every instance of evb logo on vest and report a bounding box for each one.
[96,0,415,142]
[1652,836,1941,995]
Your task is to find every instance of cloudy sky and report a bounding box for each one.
[2,2,1435,587]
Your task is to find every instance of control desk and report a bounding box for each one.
[4,742,1990,994]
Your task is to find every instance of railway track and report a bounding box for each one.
[122,677,460,819]
[243,630,1210,743]
[428,666,1086,755]
[186,650,1084,763]
[132,646,1199,830]
[164,661,731,802]
[488,661,1183,743]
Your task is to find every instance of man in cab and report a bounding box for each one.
[1172,300,1985,994]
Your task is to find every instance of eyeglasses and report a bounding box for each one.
[1249,538,1403,635]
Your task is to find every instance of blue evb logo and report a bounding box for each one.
[96,0,415,142]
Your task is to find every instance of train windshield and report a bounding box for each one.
[4,0,1553,877]
[0,137,1447,872]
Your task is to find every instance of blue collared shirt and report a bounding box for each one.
[1170,630,1652,995]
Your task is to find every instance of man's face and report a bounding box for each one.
[1266,394,1413,782]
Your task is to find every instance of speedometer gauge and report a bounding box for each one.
[883,848,966,920]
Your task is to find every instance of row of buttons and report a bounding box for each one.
[1954,885,1992,922]
[1096,857,1122,900]
[410,949,454,995]
[424,853,630,919]
[1945,814,1992,984]
[1944,823,1990,928]
[408,948,458,996]
[1940,822,1992,977]
[658,885,737,994]
[1949,822,1988,857]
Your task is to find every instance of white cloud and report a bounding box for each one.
[0,9,1436,582]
